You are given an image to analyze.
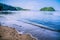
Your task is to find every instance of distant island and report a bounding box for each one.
[40,7,55,11]
[0,3,29,11]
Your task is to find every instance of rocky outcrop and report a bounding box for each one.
[0,26,36,40]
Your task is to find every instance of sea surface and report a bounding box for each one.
[0,11,60,40]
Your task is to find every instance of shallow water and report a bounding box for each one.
[0,11,60,40]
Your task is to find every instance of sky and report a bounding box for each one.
[0,0,60,10]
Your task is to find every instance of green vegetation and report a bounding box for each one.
[0,3,16,11]
[15,7,23,10]
[0,3,24,11]
[15,7,30,11]
[40,7,55,11]
[0,3,30,14]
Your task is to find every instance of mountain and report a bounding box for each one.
[40,7,55,11]
[0,3,23,11]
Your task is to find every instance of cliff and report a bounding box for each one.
[0,26,36,40]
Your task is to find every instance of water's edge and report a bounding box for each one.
[18,19,60,32]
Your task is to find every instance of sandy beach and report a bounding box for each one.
[5,20,59,40]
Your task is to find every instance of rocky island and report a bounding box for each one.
[0,26,36,40]
[40,7,55,11]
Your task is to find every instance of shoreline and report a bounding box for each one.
[0,26,37,40]
[18,19,60,32]
[17,30,38,40]
[0,20,60,40]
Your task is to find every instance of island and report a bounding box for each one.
[40,7,55,11]
[0,3,29,11]
[15,7,30,11]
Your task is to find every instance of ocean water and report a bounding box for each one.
[0,11,60,40]
[24,11,60,30]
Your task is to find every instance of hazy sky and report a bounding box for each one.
[0,0,60,10]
